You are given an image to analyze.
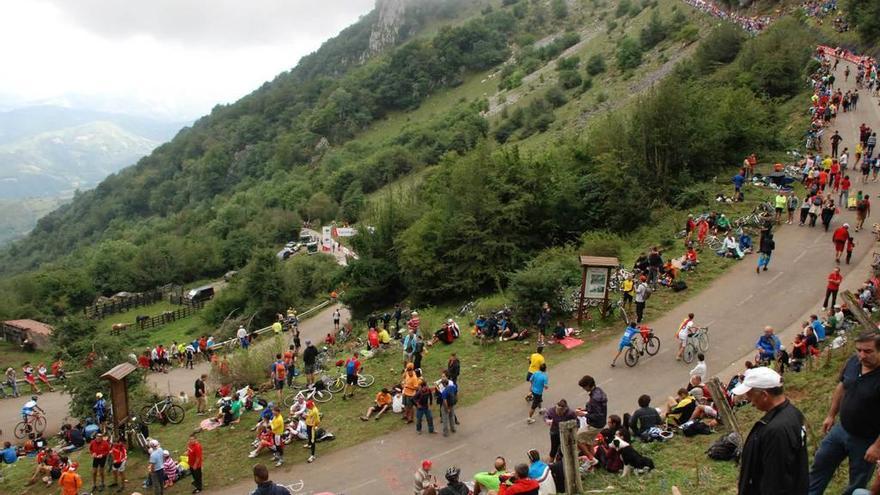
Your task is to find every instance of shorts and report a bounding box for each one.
[274,380,285,390]
[93,456,107,468]
[618,338,631,352]
[304,364,315,374]
[531,393,543,410]
[834,241,845,253]
[346,374,357,385]
[112,461,126,472]
[404,396,415,407]
[775,207,783,214]
[787,207,795,212]
[622,292,633,303]
[525,372,533,382]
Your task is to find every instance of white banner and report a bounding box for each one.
[335,227,357,237]
[322,226,333,251]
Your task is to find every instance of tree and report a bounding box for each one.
[242,250,286,325]
[341,181,366,222]
[300,192,339,225]
[616,37,643,70]
[846,0,880,44]
[551,0,569,19]
[639,11,668,49]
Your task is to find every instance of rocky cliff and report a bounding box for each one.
[368,0,408,56]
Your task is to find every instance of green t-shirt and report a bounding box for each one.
[230,400,242,419]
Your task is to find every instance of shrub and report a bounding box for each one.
[545,86,569,107]
[508,247,581,319]
[557,56,581,71]
[616,0,632,18]
[586,54,607,76]
[579,231,625,258]
[559,70,583,89]
[616,37,643,70]
[214,336,287,388]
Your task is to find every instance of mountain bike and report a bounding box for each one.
[14,411,46,439]
[283,384,332,407]
[682,326,710,364]
[140,396,185,425]
[122,417,149,454]
[325,368,375,393]
[624,326,661,367]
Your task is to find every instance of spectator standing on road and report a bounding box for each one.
[855,195,871,231]
[4,367,18,397]
[634,277,650,324]
[250,464,291,495]
[187,435,203,494]
[690,353,708,380]
[333,308,341,332]
[439,378,458,437]
[271,354,287,403]
[576,375,608,436]
[823,268,843,310]
[302,341,318,387]
[414,381,436,435]
[526,347,544,383]
[809,332,880,495]
[545,400,576,460]
[527,364,549,424]
[831,130,844,157]
[194,375,207,416]
[734,367,808,495]
[414,459,437,495]
[304,400,320,463]
[833,224,851,263]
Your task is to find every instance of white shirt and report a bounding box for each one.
[236,327,247,339]
[723,237,737,250]
[690,360,707,379]
[678,320,694,340]
[840,152,849,165]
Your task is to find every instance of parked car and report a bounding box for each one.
[276,248,293,260]
[185,285,215,303]
[306,241,319,255]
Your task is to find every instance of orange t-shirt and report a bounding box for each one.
[402,373,420,397]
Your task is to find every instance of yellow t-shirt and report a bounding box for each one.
[270,413,284,435]
[305,407,320,427]
[378,329,390,344]
[822,157,833,171]
[272,322,282,334]
[622,279,634,295]
[528,353,545,373]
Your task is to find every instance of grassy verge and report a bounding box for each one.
[581,335,864,494]
[0,341,55,374]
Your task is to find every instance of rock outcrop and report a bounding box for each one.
[368,0,408,56]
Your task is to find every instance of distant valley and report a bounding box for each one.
[0,105,185,243]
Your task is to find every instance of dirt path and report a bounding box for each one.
[208,61,880,495]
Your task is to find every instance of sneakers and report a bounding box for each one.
[307,455,316,463]
[526,418,536,424]
[275,459,283,467]
[248,451,258,458]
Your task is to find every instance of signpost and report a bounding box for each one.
[577,255,620,325]
[101,362,137,430]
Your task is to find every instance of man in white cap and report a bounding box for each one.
[147,440,164,495]
[734,366,808,495]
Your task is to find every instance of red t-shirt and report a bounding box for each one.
[841,178,851,191]
[137,355,150,369]
[827,272,843,290]
[90,439,110,458]
[368,330,379,349]
[111,444,127,464]
[187,441,203,469]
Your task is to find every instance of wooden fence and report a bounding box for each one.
[112,301,205,334]
[83,291,164,320]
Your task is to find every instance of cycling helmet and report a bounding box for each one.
[445,466,460,482]
[31,395,38,401]
[96,392,103,399]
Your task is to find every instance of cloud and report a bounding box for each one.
[38,0,376,47]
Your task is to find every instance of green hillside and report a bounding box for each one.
[0,0,876,326]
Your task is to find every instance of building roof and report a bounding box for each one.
[579,255,620,268]
[3,319,54,336]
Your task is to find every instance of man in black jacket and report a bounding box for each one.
[733,367,808,495]
[628,394,662,440]
[302,341,318,387]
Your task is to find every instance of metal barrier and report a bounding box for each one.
[208,298,334,351]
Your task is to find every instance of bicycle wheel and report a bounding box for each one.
[165,404,185,424]
[14,421,31,439]
[357,374,375,388]
[683,344,696,364]
[282,393,298,408]
[327,376,345,394]
[313,390,333,403]
[140,405,157,425]
[698,332,709,353]
[624,346,639,367]
[32,415,47,434]
[645,336,661,356]
[135,431,149,454]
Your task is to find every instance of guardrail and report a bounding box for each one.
[208,298,334,351]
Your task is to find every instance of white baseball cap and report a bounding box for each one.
[732,367,782,395]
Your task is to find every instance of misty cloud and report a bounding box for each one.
[39,0,376,47]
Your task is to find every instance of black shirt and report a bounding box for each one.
[738,399,808,495]
[303,346,318,366]
[438,482,470,495]
[194,378,205,398]
[447,359,460,382]
[630,406,662,436]
[839,355,880,440]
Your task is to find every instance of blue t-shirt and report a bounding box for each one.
[1,446,17,464]
[528,460,549,480]
[149,448,164,472]
[94,399,106,420]
[811,320,826,341]
[530,371,548,396]
[620,325,639,346]
[733,175,745,188]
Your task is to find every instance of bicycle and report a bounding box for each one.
[624,326,661,367]
[14,412,47,439]
[458,300,476,316]
[682,326,710,364]
[283,384,332,407]
[121,417,149,454]
[280,480,305,493]
[325,368,375,393]
[703,234,723,251]
[140,396,185,425]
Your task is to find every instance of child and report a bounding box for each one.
[36,364,55,392]
[846,235,855,264]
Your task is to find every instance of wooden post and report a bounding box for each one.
[577,266,588,326]
[707,377,742,438]
[842,290,875,333]
[559,420,583,494]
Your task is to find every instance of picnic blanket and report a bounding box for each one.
[199,418,223,431]
[558,337,584,349]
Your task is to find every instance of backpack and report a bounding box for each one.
[596,443,624,473]
[274,362,286,381]
[706,432,741,461]
[672,280,688,292]
[680,420,712,437]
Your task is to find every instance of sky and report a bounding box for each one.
[0,0,376,121]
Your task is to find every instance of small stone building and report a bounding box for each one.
[1,319,54,349]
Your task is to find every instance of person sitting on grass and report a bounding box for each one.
[664,388,697,427]
[626,394,662,441]
[361,388,393,421]
[378,326,391,346]
[289,396,307,420]
[28,447,62,486]
[688,388,720,428]
[552,321,580,342]
[472,456,509,495]
[499,320,528,342]
[161,450,180,488]
[681,245,699,271]
[248,425,276,459]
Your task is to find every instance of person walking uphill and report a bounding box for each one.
[833,224,851,263]
[734,367,808,495]
[809,332,880,495]
[634,277,651,324]
[823,268,843,311]
[757,229,775,274]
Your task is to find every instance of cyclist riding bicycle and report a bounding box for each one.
[754,326,782,364]
[21,395,45,422]
[675,313,696,361]
[610,322,640,367]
